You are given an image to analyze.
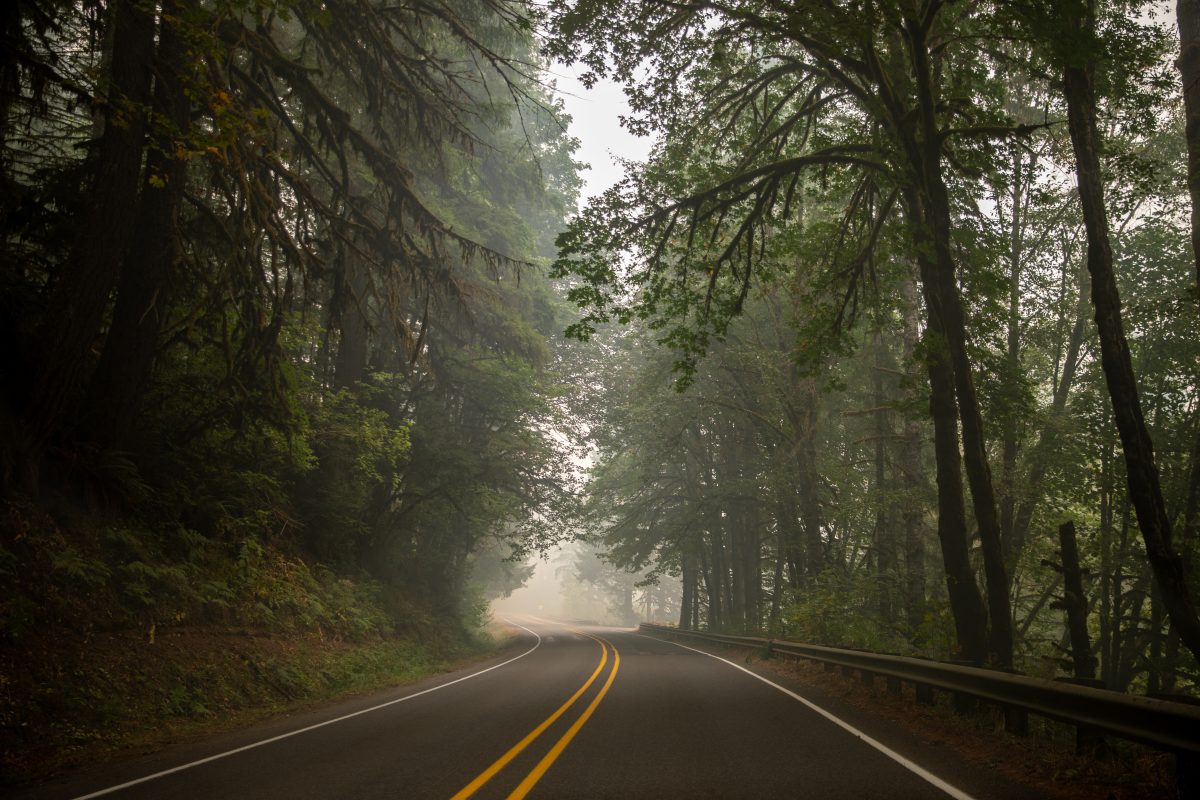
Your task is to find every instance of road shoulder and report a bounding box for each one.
[637,631,1174,800]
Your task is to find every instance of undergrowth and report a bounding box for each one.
[0,502,496,786]
[0,502,393,643]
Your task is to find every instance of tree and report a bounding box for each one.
[1050,0,1200,665]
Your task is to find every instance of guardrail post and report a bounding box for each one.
[1148,693,1200,797]
[1054,677,1106,754]
[952,692,978,714]
[886,675,901,695]
[859,670,874,688]
[841,664,854,678]
[824,661,838,673]
[948,660,979,714]
[1178,751,1199,799]
[1003,705,1028,736]
[915,683,934,705]
[991,667,1028,736]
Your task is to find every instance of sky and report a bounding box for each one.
[550,64,655,204]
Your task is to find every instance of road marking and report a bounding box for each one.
[640,634,977,800]
[69,621,545,800]
[450,635,609,800]
[506,636,621,800]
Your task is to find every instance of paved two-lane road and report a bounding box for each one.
[19,619,1040,799]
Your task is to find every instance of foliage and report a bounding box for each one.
[553,0,1200,691]
[0,1,583,757]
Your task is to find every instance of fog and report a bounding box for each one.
[489,547,568,620]
[488,544,682,627]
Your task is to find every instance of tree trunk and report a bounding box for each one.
[918,151,1014,669]
[1099,442,1115,687]
[1058,520,1096,679]
[999,146,1028,562]
[899,275,927,638]
[333,236,372,392]
[728,522,746,633]
[872,332,896,626]
[1180,430,1200,651]
[742,502,762,632]
[768,538,786,633]
[1063,22,1200,664]
[1178,0,1200,295]
[905,20,1013,666]
[703,530,722,630]
[1148,579,1163,693]
[84,3,190,448]
[720,528,735,630]
[680,546,696,629]
[777,491,804,588]
[1175,0,1200,688]
[902,188,990,666]
[792,372,825,581]
[903,235,989,661]
[718,424,745,631]
[24,0,155,438]
[924,322,991,665]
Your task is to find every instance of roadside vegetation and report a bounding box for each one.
[0,0,578,782]
[3,0,1199,790]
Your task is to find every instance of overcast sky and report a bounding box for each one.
[551,64,655,205]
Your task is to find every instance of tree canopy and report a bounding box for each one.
[550,0,1200,689]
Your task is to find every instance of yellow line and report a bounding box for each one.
[505,638,620,800]
[450,634,608,800]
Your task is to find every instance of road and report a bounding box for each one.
[20,619,1041,800]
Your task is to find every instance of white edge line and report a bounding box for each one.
[638,633,978,800]
[70,620,543,800]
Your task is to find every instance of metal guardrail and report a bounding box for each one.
[638,623,1200,773]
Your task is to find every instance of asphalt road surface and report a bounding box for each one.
[19,619,1042,800]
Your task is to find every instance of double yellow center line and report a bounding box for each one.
[450,631,620,800]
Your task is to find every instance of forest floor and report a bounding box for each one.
[723,645,1180,800]
[0,620,521,789]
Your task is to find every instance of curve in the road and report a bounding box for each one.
[451,632,610,799]
[32,620,1037,800]
[69,620,545,800]
[506,633,621,800]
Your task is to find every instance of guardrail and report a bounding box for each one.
[638,623,1200,790]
